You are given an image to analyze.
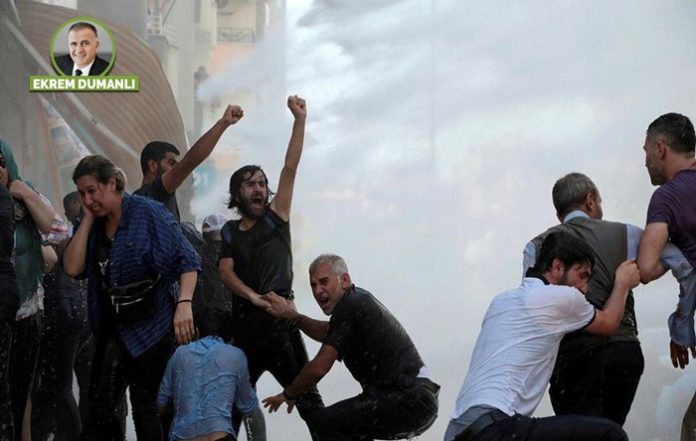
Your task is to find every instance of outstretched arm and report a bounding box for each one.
[264,292,329,342]
[270,95,306,221]
[263,343,337,413]
[161,105,244,193]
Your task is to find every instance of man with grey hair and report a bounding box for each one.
[523,172,640,426]
[524,172,696,426]
[261,254,440,441]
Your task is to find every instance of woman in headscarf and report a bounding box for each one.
[0,138,69,441]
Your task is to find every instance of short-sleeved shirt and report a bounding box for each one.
[219,209,292,331]
[135,176,180,223]
[158,336,258,441]
[323,286,425,389]
[451,276,595,419]
[647,169,696,270]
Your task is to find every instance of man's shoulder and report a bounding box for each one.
[90,56,110,75]
[54,55,72,73]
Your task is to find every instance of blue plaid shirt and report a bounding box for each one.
[82,194,200,357]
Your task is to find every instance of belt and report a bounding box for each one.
[455,409,510,441]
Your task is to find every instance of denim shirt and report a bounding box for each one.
[82,194,200,357]
[158,336,258,440]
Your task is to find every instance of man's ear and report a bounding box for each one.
[548,258,565,282]
[147,158,158,175]
[340,273,351,290]
[656,140,668,159]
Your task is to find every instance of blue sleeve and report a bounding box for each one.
[234,352,259,416]
[625,224,643,260]
[157,352,176,409]
[663,243,696,347]
[522,241,536,279]
[147,204,201,282]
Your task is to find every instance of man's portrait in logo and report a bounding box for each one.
[50,18,115,77]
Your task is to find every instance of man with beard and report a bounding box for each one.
[446,232,639,441]
[636,112,696,440]
[135,105,244,222]
[218,95,324,437]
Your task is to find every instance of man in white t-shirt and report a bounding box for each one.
[445,231,640,441]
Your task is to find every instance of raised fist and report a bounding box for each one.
[221,105,244,126]
[287,95,306,120]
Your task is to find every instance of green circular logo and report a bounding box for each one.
[50,16,117,77]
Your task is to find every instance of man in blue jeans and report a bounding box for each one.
[445,232,639,441]
[158,306,258,441]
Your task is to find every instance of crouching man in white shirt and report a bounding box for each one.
[445,231,640,441]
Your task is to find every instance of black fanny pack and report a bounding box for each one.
[108,275,161,323]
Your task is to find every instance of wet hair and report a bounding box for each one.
[72,155,126,192]
[69,22,98,37]
[62,191,80,212]
[532,231,595,273]
[140,141,180,175]
[552,173,598,219]
[309,254,349,277]
[226,165,274,210]
[647,113,695,155]
[195,306,234,341]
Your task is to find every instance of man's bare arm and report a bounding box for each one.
[270,95,306,222]
[262,344,337,413]
[218,256,270,309]
[264,292,328,342]
[637,222,669,283]
[161,105,243,193]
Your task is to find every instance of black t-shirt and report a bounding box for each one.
[324,286,425,389]
[219,209,292,330]
[201,239,233,313]
[0,184,18,321]
[134,176,180,223]
[96,225,117,327]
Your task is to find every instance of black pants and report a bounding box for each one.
[0,320,14,441]
[80,329,173,441]
[10,313,41,441]
[31,294,93,441]
[309,379,439,441]
[462,413,627,441]
[232,323,324,433]
[550,341,644,425]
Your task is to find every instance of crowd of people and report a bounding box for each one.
[0,102,695,441]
